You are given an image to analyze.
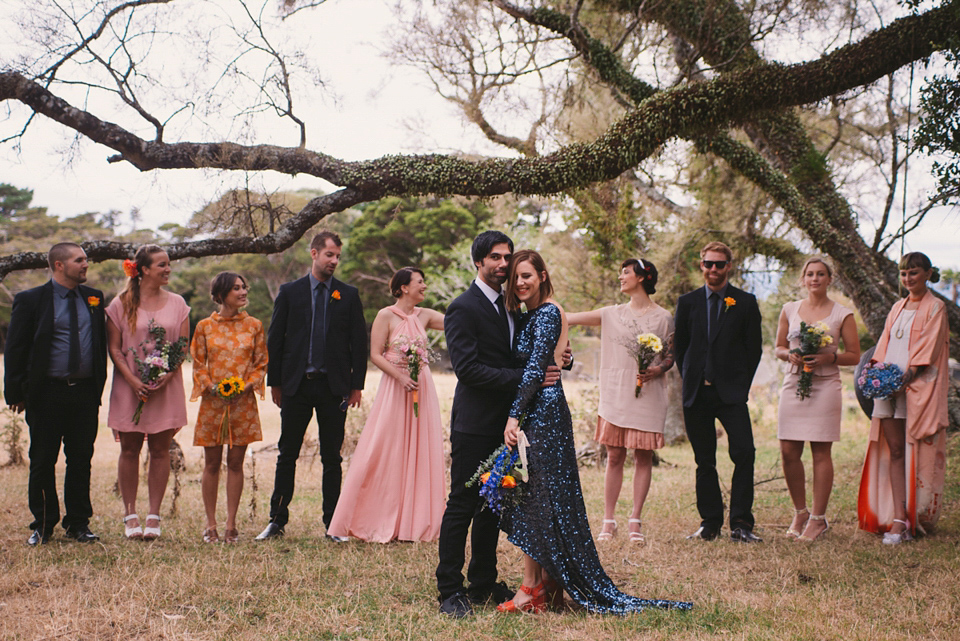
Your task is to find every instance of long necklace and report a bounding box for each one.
[893,310,912,339]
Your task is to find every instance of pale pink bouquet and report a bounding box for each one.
[391,334,436,417]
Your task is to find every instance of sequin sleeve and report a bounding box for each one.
[509,303,561,420]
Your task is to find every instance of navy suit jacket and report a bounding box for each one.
[266,275,367,397]
[674,284,762,407]
[445,283,523,436]
[3,280,108,407]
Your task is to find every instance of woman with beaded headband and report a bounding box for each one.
[774,256,860,542]
[105,244,190,540]
[858,252,950,544]
[566,258,674,545]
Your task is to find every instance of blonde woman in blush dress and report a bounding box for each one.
[190,272,268,544]
[775,256,860,542]
[566,258,673,544]
[858,252,950,544]
[327,267,446,542]
[106,245,190,540]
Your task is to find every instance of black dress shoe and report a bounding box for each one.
[731,527,763,543]
[254,522,284,541]
[439,592,473,619]
[64,527,100,543]
[468,581,515,605]
[686,525,719,541]
[27,529,50,546]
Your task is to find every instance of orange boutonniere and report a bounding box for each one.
[723,296,736,312]
[331,290,341,301]
[87,296,101,308]
[122,259,138,279]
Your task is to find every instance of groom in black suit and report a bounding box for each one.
[674,241,763,543]
[436,231,562,618]
[256,231,367,541]
[4,242,107,545]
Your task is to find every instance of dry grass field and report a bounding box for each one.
[1,362,959,640]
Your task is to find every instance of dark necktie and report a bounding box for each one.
[495,294,510,340]
[67,289,80,376]
[709,291,721,339]
[312,283,327,370]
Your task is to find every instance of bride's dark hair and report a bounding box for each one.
[505,250,553,311]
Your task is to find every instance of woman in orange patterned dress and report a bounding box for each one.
[190,272,268,543]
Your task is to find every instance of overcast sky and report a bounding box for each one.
[2,0,956,272]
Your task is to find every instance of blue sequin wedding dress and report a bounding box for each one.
[504,302,692,614]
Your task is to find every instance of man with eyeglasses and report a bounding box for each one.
[674,241,763,543]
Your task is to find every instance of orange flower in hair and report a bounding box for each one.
[122,259,138,279]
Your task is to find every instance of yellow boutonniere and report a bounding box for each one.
[723,296,736,311]
[331,290,341,300]
[87,296,101,308]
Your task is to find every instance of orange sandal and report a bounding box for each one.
[497,582,546,613]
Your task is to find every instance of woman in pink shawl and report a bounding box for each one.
[858,252,950,544]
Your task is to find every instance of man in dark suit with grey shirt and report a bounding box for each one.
[4,242,107,545]
[256,230,367,541]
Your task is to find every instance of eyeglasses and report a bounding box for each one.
[701,260,729,269]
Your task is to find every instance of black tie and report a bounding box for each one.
[495,294,510,340]
[709,292,721,339]
[312,283,327,370]
[67,289,80,376]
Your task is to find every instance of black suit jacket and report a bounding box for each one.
[3,280,108,407]
[445,283,523,436]
[266,275,367,397]
[674,284,762,407]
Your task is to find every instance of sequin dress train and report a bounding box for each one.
[504,303,692,614]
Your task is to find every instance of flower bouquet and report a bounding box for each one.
[466,444,525,514]
[857,361,904,401]
[215,376,245,444]
[391,334,437,417]
[129,320,188,424]
[790,321,833,400]
[619,332,663,397]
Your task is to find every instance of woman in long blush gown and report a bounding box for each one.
[328,267,446,542]
[498,250,692,615]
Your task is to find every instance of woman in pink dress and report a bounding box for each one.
[567,258,673,544]
[106,245,190,540]
[327,267,446,542]
[774,256,859,542]
[858,252,950,544]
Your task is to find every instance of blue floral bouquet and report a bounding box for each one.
[466,444,525,514]
[857,361,904,400]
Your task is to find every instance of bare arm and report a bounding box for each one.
[566,309,603,327]
[774,308,803,367]
[835,313,861,367]
[421,307,445,331]
[107,317,151,399]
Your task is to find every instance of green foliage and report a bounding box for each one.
[915,54,960,207]
[0,183,33,222]
[339,196,492,320]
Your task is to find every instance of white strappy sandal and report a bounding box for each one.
[123,513,143,540]
[143,514,162,541]
[628,518,645,543]
[597,519,618,541]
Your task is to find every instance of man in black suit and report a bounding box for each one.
[256,231,367,541]
[4,242,107,545]
[436,231,563,618]
[674,241,763,543]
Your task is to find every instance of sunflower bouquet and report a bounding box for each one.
[214,376,246,444]
[790,321,833,400]
[619,332,664,397]
[466,444,525,514]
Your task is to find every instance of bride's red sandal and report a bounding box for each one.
[496,582,547,613]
